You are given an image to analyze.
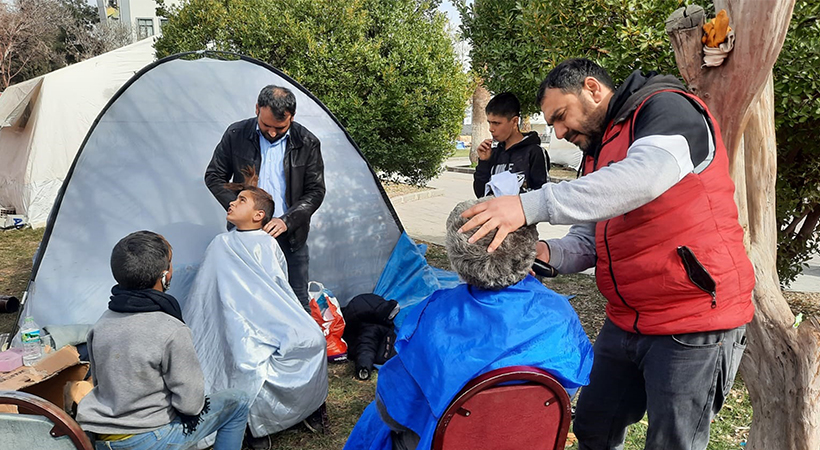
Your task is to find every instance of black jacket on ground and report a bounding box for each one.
[473,131,549,198]
[204,118,325,251]
[342,294,399,380]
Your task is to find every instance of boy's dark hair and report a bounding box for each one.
[224,166,275,225]
[242,186,275,225]
[111,231,172,290]
[536,58,615,106]
[257,85,296,120]
[485,92,521,119]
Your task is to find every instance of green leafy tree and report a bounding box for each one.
[774,0,820,285]
[155,0,470,184]
[460,0,819,285]
[457,0,682,115]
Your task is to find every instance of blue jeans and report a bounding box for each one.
[94,389,250,450]
[574,319,747,450]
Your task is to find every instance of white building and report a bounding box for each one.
[96,0,181,40]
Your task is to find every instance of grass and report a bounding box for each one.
[0,230,755,449]
[451,149,470,159]
[0,227,44,333]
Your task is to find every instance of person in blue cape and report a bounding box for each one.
[344,197,594,450]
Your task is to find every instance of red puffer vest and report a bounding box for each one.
[583,90,755,335]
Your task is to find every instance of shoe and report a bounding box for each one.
[302,403,330,435]
[243,428,272,450]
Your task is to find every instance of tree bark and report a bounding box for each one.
[667,0,794,160]
[739,76,820,450]
[520,116,532,133]
[470,82,491,165]
[666,2,820,449]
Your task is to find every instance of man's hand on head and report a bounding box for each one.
[477,139,493,161]
[459,195,526,253]
[263,217,288,238]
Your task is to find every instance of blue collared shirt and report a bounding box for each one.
[257,125,289,217]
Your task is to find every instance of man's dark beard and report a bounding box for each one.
[575,101,608,153]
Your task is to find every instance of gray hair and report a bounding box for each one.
[445,198,538,290]
[257,85,296,120]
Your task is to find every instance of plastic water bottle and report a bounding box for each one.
[20,316,43,366]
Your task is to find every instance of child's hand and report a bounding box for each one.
[477,139,493,161]
[264,217,288,237]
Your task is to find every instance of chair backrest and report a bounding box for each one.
[0,390,93,450]
[432,366,572,450]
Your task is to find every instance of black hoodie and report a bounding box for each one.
[473,131,550,198]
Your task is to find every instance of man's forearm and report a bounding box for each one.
[546,223,597,274]
[520,135,692,225]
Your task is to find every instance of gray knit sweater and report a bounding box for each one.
[76,310,205,434]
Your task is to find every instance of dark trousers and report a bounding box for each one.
[574,319,747,450]
[277,239,310,313]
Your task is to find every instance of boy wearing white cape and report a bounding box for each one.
[183,180,328,448]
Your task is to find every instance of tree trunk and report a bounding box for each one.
[470,82,491,165]
[665,2,820,448]
[739,76,820,449]
[520,116,532,133]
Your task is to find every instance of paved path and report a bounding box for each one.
[393,159,820,292]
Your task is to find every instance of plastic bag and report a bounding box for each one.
[308,281,348,362]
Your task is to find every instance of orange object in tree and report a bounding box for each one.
[702,9,732,47]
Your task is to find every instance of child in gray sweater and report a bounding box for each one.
[76,231,251,450]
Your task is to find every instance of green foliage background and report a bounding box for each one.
[460,0,820,285]
[458,0,683,115]
[774,0,820,285]
[154,0,471,184]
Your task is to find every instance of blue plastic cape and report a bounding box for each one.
[373,232,460,328]
[344,276,594,450]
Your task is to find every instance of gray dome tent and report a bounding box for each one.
[19,52,453,328]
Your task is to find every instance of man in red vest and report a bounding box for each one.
[459,58,755,450]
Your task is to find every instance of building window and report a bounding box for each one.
[137,18,154,39]
[160,18,169,31]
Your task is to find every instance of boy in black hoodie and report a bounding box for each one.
[473,92,550,198]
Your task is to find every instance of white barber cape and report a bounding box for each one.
[183,229,328,437]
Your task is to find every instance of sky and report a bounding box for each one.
[439,0,462,30]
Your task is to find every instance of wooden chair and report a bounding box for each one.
[432,366,572,450]
[0,390,93,450]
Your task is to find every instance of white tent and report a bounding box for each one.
[20,52,458,329]
[0,38,156,227]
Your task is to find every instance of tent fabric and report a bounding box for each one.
[182,229,327,436]
[0,38,156,226]
[0,77,42,128]
[22,53,407,329]
[373,232,459,328]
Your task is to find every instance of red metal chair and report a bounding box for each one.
[0,390,93,450]
[432,366,572,450]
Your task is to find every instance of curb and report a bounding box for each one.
[389,188,445,204]
[445,165,475,174]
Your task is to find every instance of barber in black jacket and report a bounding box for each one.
[205,85,325,312]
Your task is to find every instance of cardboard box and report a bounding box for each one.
[0,345,89,413]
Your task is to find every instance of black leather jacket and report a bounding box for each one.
[205,118,325,251]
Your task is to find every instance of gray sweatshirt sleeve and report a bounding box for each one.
[546,223,597,274]
[87,328,97,386]
[520,134,694,225]
[161,327,206,415]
